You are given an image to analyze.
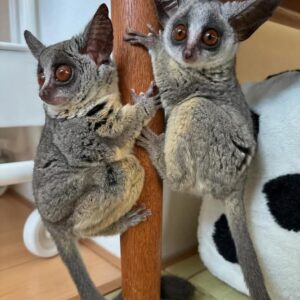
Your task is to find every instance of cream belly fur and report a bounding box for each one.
[74,156,145,237]
[164,98,204,193]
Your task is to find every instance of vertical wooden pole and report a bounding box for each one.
[112,1,163,300]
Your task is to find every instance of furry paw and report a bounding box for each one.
[131,81,161,120]
[137,127,164,153]
[123,204,152,227]
[124,24,161,50]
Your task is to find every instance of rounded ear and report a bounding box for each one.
[81,4,113,66]
[24,30,46,59]
[224,0,281,42]
[154,0,182,27]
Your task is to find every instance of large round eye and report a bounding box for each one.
[201,29,220,47]
[55,65,72,82]
[38,72,45,87]
[172,24,188,42]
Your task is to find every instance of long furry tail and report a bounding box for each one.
[46,224,104,300]
[225,191,271,300]
[114,275,195,299]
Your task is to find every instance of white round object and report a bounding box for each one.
[23,209,58,258]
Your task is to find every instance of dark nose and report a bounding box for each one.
[183,49,193,60]
[39,87,53,102]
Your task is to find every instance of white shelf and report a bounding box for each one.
[0,160,33,186]
[0,42,28,51]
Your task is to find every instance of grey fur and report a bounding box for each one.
[125,0,280,299]
[26,5,159,300]
[155,0,182,26]
[24,30,46,59]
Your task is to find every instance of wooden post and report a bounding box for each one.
[111,1,163,300]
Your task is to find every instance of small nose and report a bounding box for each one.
[39,87,52,101]
[184,49,193,60]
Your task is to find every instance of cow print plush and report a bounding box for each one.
[198,71,300,300]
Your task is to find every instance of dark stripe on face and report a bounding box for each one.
[86,102,107,116]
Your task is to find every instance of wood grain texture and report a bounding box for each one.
[0,192,34,272]
[0,192,121,300]
[111,1,164,300]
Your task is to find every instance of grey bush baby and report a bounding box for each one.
[25,4,160,300]
[125,0,280,299]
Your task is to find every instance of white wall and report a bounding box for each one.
[162,189,201,259]
[0,50,44,127]
[37,0,111,45]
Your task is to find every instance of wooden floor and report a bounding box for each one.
[0,191,249,300]
[0,192,121,300]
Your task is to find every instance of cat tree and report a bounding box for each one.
[112,1,163,299]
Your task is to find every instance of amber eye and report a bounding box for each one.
[38,72,45,87]
[172,24,188,42]
[201,29,220,47]
[55,65,72,82]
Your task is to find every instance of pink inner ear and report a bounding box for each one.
[86,42,110,66]
[85,4,113,66]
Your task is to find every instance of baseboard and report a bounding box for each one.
[82,239,121,269]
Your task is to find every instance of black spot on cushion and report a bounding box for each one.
[251,111,260,141]
[213,214,238,263]
[263,174,300,232]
